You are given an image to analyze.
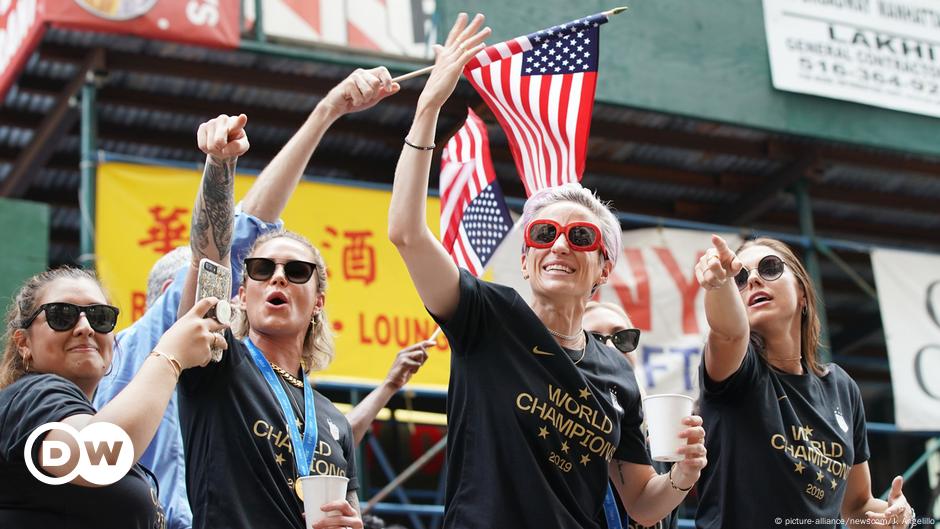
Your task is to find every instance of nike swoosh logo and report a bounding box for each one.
[532,346,554,356]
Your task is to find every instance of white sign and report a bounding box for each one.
[243,0,436,59]
[490,226,740,398]
[762,0,940,118]
[871,248,940,430]
[24,421,134,485]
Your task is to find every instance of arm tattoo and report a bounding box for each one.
[191,156,235,261]
[617,461,627,487]
[346,489,361,516]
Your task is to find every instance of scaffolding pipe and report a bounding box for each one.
[78,72,98,269]
[364,435,448,514]
[794,179,831,359]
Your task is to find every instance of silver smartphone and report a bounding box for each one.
[196,258,232,362]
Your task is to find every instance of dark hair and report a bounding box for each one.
[737,238,827,376]
[1,267,105,389]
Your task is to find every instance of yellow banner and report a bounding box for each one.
[96,160,450,389]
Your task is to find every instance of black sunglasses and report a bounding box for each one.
[21,302,120,334]
[734,254,785,291]
[244,258,317,284]
[591,329,641,353]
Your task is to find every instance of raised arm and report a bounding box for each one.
[346,340,433,443]
[178,114,248,318]
[388,13,491,321]
[695,234,749,382]
[240,68,399,223]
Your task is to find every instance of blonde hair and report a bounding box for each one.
[231,230,335,373]
[737,238,827,377]
[584,301,630,323]
[1,267,105,389]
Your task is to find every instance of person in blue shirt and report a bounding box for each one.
[94,68,399,529]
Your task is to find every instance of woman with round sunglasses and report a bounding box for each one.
[175,229,363,529]
[0,267,227,529]
[387,13,706,529]
[694,235,913,529]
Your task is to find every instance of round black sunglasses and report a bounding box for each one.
[734,255,785,291]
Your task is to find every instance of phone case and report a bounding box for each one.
[196,258,232,362]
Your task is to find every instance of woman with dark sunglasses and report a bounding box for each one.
[175,227,364,529]
[387,13,706,529]
[694,235,913,529]
[0,267,227,529]
[583,301,680,529]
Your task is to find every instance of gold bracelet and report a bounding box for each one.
[150,350,182,379]
[669,465,693,492]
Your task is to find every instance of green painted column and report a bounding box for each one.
[794,179,830,362]
[79,72,97,269]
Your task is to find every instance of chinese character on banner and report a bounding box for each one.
[342,230,376,285]
[138,205,189,255]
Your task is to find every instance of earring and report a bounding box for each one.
[801,306,807,316]
[23,355,30,372]
[311,313,320,325]
[104,362,114,376]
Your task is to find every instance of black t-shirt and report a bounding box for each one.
[178,330,358,529]
[695,341,870,529]
[0,373,165,529]
[434,270,651,529]
[607,357,679,529]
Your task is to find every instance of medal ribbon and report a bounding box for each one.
[245,338,318,477]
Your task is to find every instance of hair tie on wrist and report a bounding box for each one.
[404,137,435,151]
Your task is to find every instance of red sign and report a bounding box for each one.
[0,0,47,100]
[46,0,240,49]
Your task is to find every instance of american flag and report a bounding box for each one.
[439,108,514,277]
[463,13,608,196]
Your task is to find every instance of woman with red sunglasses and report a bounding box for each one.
[694,235,913,528]
[387,13,706,529]
[0,267,226,529]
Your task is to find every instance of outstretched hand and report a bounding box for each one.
[865,476,913,528]
[695,234,744,291]
[418,13,492,109]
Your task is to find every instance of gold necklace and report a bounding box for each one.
[270,362,304,388]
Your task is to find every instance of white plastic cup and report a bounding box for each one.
[642,394,695,462]
[300,475,349,528]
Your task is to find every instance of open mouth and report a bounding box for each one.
[748,292,773,307]
[266,291,289,307]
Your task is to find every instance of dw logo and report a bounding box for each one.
[23,422,134,486]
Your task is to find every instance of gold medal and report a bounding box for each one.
[294,478,304,500]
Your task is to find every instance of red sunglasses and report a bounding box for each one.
[524,219,608,259]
